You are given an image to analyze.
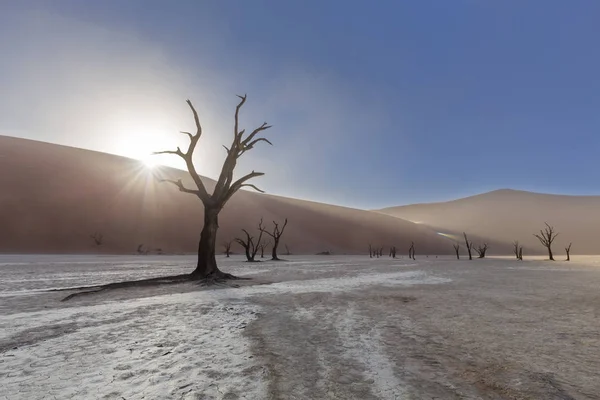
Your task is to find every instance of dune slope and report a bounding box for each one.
[0,136,451,255]
[378,189,600,255]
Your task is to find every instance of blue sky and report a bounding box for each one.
[1,1,599,209]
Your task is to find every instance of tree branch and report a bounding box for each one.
[242,123,272,146]
[156,178,201,196]
[186,100,202,138]
[180,131,193,140]
[153,148,185,158]
[240,183,265,193]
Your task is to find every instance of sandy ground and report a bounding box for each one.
[1,255,599,399]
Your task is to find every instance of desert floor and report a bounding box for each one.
[1,254,599,399]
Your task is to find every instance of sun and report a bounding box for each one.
[140,154,159,169]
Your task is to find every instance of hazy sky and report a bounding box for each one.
[1,1,599,209]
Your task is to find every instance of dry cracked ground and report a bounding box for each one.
[1,255,599,399]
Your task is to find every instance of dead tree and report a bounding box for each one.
[223,240,233,257]
[463,232,473,260]
[565,242,572,261]
[369,244,373,258]
[259,240,270,259]
[90,232,103,246]
[518,246,523,261]
[379,247,384,257]
[259,218,288,261]
[155,95,272,280]
[136,244,148,255]
[235,221,264,262]
[533,222,559,261]
[389,246,397,258]
[453,243,460,260]
[474,243,488,259]
[409,242,415,260]
[513,241,520,260]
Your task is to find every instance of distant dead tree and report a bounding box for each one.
[409,242,415,260]
[91,232,103,246]
[533,222,559,261]
[513,241,523,260]
[379,247,384,257]
[136,243,148,255]
[223,240,233,258]
[463,233,473,260]
[155,95,272,281]
[259,240,270,259]
[235,220,264,262]
[369,244,373,258]
[518,246,523,261]
[513,241,520,260]
[389,246,397,258]
[565,242,572,261]
[474,243,488,259]
[285,244,291,256]
[453,243,460,260]
[259,218,288,261]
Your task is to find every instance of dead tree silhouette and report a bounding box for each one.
[90,232,103,246]
[223,240,233,258]
[369,244,373,258]
[513,241,520,260]
[565,242,572,261]
[235,220,265,262]
[136,244,148,255]
[518,246,523,260]
[474,243,488,259]
[409,242,415,260]
[463,233,473,260]
[389,246,397,258]
[453,243,460,260]
[154,95,271,279]
[534,222,559,261]
[259,240,271,259]
[259,218,288,261]
[60,95,272,300]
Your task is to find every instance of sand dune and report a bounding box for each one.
[0,135,451,255]
[378,189,600,255]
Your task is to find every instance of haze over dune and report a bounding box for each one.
[378,189,600,255]
[0,135,452,255]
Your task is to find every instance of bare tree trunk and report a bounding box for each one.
[565,243,572,261]
[223,240,233,257]
[453,243,460,259]
[463,232,473,260]
[190,207,221,279]
[518,247,523,260]
[534,222,558,261]
[369,244,373,258]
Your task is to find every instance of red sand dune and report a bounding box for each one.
[378,189,600,255]
[0,135,452,255]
